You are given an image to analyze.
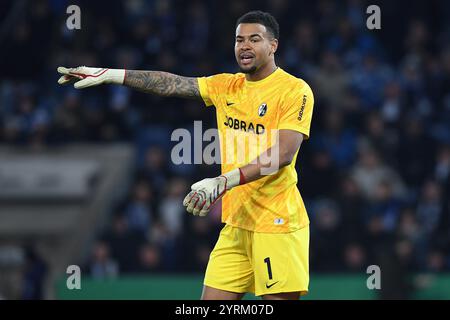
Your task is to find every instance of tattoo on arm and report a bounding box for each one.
[124,70,201,99]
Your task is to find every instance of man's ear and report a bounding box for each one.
[271,38,278,55]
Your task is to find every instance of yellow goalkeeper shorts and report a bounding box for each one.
[204,224,309,297]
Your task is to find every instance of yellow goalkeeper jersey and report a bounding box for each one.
[197,67,314,233]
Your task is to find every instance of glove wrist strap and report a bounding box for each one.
[221,168,243,190]
[106,69,126,85]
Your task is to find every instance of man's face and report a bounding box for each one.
[235,23,278,74]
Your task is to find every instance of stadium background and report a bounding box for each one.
[0,0,449,300]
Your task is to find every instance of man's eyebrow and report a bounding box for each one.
[236,34,263,39]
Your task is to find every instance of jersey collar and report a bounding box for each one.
[244,67,282,87]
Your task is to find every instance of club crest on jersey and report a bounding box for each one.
[258,103,267,117]
[274,218,284,225]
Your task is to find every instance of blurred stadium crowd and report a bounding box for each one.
[0,0,449,298]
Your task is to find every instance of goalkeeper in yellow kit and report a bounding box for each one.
[57,11,314,300]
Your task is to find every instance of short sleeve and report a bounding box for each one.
[278,81,314,139]
[197,73,233,107]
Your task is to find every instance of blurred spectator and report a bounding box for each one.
[179,217,219,272]
[415,180,445,268]
[283,20,318,76]
[377,238,415,300]
[300,147,339,199]
[364,111,398,166]
[179,2,209,59]
[337,175,366,243]
[148,222,179,271]
[53,91,85,142]
[136,243,162,274]
[350,54,393,110]
[315,108,357,169]
[124,180,154,234]
[397,207,421,249]
[137,146,170,194]
[365,179,403,235]
[343,243,366,272]
[381,81,404,125]
[399,55,427,111]
[310,199,344,271]
[434,144,450,184]
[158,178,189,237]
[20,246,48,300]
[426,251,447,272]
[352,145,407,201]
[405,20,431,57]
[397,115,435,189]
[312,51,350,109]
[86,241,119,279]
[101,214,146,273]
[416,180,444,236]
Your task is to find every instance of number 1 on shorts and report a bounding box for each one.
[264,257,273,280]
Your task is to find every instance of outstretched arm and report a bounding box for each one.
[123,70,200,99]
[57,66,201,100]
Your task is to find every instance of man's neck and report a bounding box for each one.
[245,61,278,82]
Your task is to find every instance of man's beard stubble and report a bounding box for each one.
[239,65,257,74]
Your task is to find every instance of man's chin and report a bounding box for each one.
[239,65,257,74]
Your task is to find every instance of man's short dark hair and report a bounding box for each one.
[236,11,279,39]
